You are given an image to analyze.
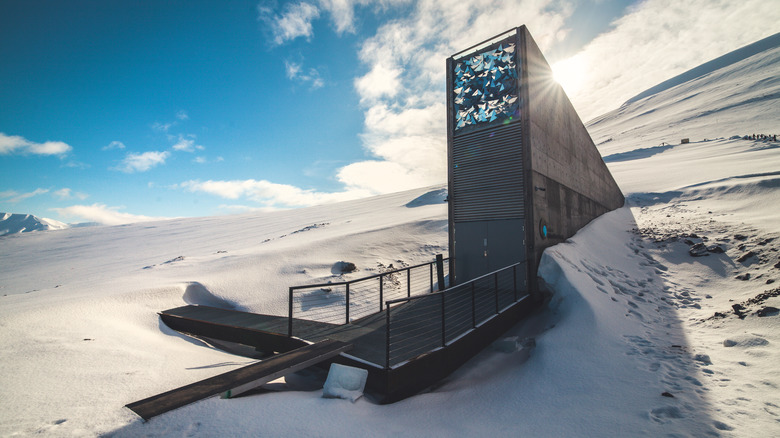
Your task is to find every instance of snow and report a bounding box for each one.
[0,212,68,236]
[2,37,780,436]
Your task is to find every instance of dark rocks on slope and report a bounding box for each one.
[737,251,757,263]
[689,243,709,257]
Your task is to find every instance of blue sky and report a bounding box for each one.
[1,0,777,224]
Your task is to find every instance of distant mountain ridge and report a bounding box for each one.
[0,213,69,236]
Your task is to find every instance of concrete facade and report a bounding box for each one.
[447,26,624,292]
[520,26,625,289]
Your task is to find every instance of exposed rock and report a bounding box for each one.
[732,303,746,319]
[767,279,775,285]
[737,251,756,263]
[707,245,725,253]
[694,353,712,365]
[661,392,675,398]
[689,242,709,257]
[757,306,779,317]
[333,261,358,274]
[734,234,748,241]
[774,261,780,269]
[735,273,751,281]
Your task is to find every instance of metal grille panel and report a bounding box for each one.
[452,122,524,222]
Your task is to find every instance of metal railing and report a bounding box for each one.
[385,261,528,368]
[288,256,450,337]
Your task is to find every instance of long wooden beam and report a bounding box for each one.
[126,339,352,421]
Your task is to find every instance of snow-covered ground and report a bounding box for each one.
[1,37,779,436]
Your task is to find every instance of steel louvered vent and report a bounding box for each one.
[452,122,524,222]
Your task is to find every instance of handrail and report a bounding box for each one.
[450,27,519,59]
[384,260,529,368]
[288,258,449,291]
[287,255,450,337]
[385,261,525,306]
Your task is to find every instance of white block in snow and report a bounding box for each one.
[322,363,368,402]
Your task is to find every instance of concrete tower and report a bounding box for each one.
[447,26,624,293]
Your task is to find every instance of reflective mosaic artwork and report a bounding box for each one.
[453,40,519,130]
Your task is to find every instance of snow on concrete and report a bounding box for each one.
[1,36,779,437]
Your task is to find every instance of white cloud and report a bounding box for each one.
[115,151,170,173]
[259,2,321,45]
[284,60,325,89]
[176,110,189,121]
[2,188,49,203]
[172,135,203,152]
[285,60,302,78]
[354,63,401,102]
[0,132,72,156]
[53,203,169,225]
[559,0,780,120]
[103,141,126,151]
[179,179,372,208]
[53,188,71,199]
[151,122,172,132]
[53,188,88,200]
[317,0,357,34]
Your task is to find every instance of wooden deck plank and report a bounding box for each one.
[160,304,394,368]
[162,305,340,336]
[126,339,352,421]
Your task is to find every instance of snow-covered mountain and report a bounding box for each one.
[587,31,780,158]
[0,212,69,236]
[1,36,779,437]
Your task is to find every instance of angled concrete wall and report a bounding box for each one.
[520,26,624,289]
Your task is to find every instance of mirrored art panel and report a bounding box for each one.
[453,38,519,131]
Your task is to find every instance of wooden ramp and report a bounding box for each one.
[126,339,352,421]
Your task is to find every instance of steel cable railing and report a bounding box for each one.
[385,261,528,368]
[288,256,450,337]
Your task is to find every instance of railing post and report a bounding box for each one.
[379,274,384,312]
[494,272,499,314]
[345,283,350,324]
[385,304,391,369]
[513,264,518,301]
[288,287,294,337]
[407,269,411,298]
[441,292,446,347]
[430,262,434,293]
[471,282,476,328]
[436,254,445,291]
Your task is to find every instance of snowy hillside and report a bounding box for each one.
[587,31,780,159]
[2,37,780,436]
[0,212,68,236]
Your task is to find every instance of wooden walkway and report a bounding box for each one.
[126,339,352,420]
[161,305,389,367]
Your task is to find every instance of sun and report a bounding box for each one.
[552,55,587,96]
